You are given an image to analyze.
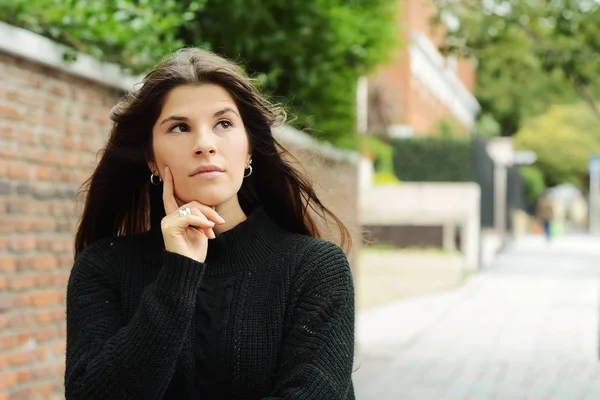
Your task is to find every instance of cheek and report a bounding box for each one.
[225,135,250,169]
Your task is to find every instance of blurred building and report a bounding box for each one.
[367,0,480,138]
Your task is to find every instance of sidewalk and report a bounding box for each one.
[353,234,600,399]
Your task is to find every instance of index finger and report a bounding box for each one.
[162,166,179,215]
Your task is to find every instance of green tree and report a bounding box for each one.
[433,0,600,135]
[513,103,600,187]
[0,0,199,72]
[520,165,546,205]
[1,0,398,147]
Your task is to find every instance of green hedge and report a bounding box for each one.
[390,137,473,182]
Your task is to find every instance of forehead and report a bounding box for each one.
[160,84,239,115]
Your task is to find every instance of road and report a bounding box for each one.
[353,235,600,399]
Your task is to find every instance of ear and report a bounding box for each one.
[148,160,157,175]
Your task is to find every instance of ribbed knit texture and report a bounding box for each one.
[65,208,355,400]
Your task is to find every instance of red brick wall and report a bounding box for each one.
[369,0,477,135]
[457,57,477,93]
[0,50,359,399]
[0,52,119,400]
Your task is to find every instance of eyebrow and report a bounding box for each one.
[159,107,240,126]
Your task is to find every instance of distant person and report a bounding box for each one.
[65,48,355,399]
[536,195,554,241]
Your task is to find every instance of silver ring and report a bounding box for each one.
[185,207,191,216]
[178,207,191,217]
[178,208,186,217]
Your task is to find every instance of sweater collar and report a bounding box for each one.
[152,207,288,277]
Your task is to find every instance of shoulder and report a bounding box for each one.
[282,234,352,292]
[71,230,156,281]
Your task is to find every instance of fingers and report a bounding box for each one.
[181,202,225,225]
[188,207,216,239]
[162,212,215,232]
[162,166,179,215]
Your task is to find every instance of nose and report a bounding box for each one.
[192,128,217,156]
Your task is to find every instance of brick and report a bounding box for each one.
[43,114,65,131]
[34,326,59,343]
[17,255,58,271]
[0,123,12,138]
[8,274,37,290]
[0,180,10,195]
[0,333,30,351]
[0,372,18,390]
[0,237,6,250]
[32,218,58,232]
[9,381,55,400]
[52,342,66,356]
[16,290,64,307]
[17,369,32,384]
[0,277,5,290]
[59,255,74,267]
[7,161,31,180]
[9,236,36,252]
[6,198,36,214]
[0,293,17,311]
[37,237,71,252]
[0,217,13,233]
[36,309,64,325]
[15,183,32,196]
[8,312,37,329]
[83,90,103,105]
[59,136,77,150]
[0,104,23,121]
[31,365,54,380]
[0,256,16,272]
[36,273,54,287]
[35,166,50,180]
[0,349,35,369]
[14,219,32,232]
[47,80,70,97]
[53,271,70,287]
[5,89,42,108]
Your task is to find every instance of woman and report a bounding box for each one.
[65,48,355,399]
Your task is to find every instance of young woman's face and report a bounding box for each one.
[149,84,251,207]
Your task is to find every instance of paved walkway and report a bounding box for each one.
[353,234,600,399]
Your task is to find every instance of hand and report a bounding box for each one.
[160,166,225,263]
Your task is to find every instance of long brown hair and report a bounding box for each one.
[74,47,351,258]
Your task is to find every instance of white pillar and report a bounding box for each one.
[356,76,368,135]
[494,165,507,235]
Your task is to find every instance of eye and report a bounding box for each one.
[215,120,233,130]
[169,123,190,133]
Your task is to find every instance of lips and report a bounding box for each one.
[190,165,224,176]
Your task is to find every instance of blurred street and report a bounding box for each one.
[354,234,600,399]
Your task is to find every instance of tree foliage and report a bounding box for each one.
[0,0,199,71]
[520,165,546,205]
[513,103,600,188]
[1,0,398,147]
[433,0,600,135]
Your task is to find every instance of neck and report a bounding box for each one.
[213,196,247,235]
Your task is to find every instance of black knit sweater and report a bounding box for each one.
[64,208,355,399]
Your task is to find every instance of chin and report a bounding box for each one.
[186,191,236,208]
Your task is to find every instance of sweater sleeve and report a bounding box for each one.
[64,239,205,400]
[262,240,356,400]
